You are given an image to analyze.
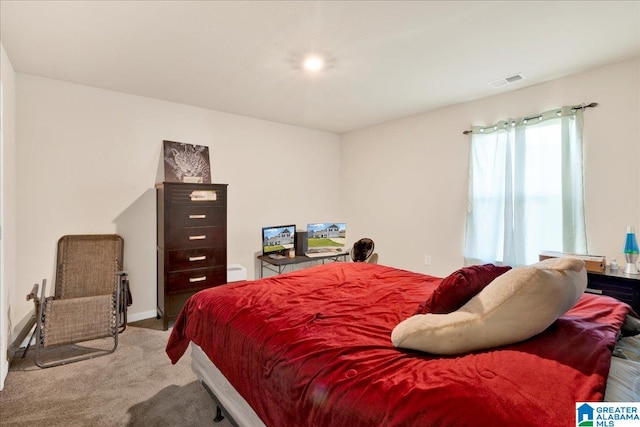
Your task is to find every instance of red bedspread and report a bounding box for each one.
[167,263,630,427]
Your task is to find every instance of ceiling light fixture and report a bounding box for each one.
[303,55,324,72]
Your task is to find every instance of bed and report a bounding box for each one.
[167,262,637,427]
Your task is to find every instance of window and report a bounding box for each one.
[464,107,587,267]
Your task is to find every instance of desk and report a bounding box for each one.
[258,252,349,278]
[586,267,640,314]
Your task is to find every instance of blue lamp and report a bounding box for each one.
[623,225,639,275]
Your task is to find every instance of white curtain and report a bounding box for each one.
[464,107,587,267]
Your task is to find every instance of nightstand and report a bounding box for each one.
[586,267,640,314]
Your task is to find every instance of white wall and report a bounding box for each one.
[9,57,640,349]
[0,43,17,389]
[13,74,341,330]
[342,58,640,277]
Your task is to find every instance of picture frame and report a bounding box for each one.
[163,140,211,183]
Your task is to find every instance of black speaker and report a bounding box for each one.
[295,231,308,256]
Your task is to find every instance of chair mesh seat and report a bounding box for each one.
[41,294,117,347]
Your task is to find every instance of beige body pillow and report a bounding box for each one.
[391,257,587,355]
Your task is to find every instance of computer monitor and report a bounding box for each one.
[306,223,346,253]
[262,224,296,255]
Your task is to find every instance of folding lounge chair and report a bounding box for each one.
[26,234,129,368]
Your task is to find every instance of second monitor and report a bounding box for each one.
[305,223,347,256]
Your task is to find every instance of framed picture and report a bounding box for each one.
[163,140,211,183]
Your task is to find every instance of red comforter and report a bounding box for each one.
[167,263,630,427]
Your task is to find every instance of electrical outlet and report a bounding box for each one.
[424,255,432,266]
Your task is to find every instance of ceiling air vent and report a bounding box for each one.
[488,73,525,89]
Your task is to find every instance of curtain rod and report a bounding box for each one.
[462,102,598,135]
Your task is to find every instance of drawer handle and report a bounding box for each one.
[189,256,206,262]
[189,214,206,219]
[189,276,207,283]
[189,235,206,240]
[190,190,217,201]
[585,288,603,295]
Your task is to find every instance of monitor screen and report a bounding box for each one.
[262,224,296,255]
[306,223,347,253]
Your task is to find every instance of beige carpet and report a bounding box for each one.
[0,322,233,427]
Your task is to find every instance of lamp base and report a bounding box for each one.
[623,262,639,275]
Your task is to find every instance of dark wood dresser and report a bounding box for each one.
[156,182,228,330]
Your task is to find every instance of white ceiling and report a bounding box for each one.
[1,1,639,134]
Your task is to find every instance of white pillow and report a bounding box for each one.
[391,257,587,355]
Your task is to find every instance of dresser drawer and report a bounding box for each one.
[163,291,197,320]
[166,267,226,294]
[166,205,225,229]
[167,247,225,271]
[166,184,226,207]
[166,226,225,250]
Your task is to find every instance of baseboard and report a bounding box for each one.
[9,310,159,351]
[1,332,7,391]
[127,310,158,323]
[0,359,8,391]
[6,310,160,364]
